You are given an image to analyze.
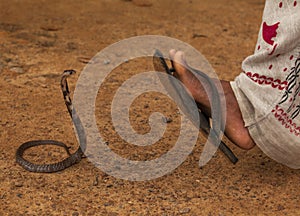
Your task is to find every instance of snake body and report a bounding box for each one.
[16,70,85,173]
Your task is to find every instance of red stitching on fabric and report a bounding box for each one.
[245,72,288,90]
[272,105,300,137]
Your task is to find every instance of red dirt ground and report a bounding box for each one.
[1,0,299,215]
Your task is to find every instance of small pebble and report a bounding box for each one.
[72,212,79,216]
[192,33,207,38]
[14,181,23,187]
[104,59,110,65]
[162,117,172,123]
[179,207,191,214]
[9,66,24,74]
[104,201,115,207]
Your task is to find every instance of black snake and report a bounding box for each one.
[16,70,85,173]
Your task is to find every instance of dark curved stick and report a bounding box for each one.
[16,70,85,173]
[153,49,238,164]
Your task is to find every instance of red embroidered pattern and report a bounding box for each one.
[245,72,288,90]
[272,105,300,136]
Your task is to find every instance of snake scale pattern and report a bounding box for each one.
[16,70,84,173]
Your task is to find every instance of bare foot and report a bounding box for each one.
[169,49,255,150]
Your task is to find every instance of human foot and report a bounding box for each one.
[169,49,255,150]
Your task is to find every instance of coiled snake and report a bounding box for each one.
[16,70,85,173]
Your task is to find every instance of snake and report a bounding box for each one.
[16,70,85,173]
[153,49,238,164]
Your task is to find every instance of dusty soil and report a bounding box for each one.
[1,0,300,215]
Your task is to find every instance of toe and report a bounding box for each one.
[169,49,177,69]
[173,51,188,77]
[169,49,177,60]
